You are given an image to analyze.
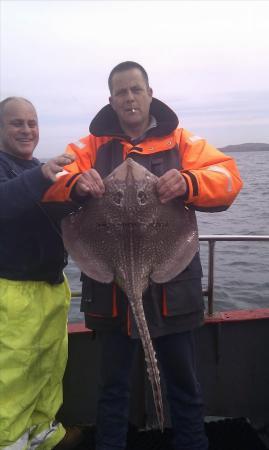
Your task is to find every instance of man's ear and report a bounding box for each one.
[109,96,115,111]
[148,87,153,101]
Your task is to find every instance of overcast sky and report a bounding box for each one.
[1,0,269,158]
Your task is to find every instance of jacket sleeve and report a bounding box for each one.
[177,129,243,212]
[0,164,53,219]
[42,135,98,202]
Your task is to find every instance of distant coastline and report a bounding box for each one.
[219,143,269,152]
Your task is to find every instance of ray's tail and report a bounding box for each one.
[119,219,164,430]
[128,294,164,431]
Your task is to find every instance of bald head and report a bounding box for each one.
[0,97,39,160]
[0,97,36,123]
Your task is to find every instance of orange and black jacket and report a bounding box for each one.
[43,98,243,336]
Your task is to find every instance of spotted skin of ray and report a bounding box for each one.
[61,158,199,430]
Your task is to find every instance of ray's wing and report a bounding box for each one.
[149,200,199,283]
[61,201,114,283]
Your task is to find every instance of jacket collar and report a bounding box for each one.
[0,150,39,168]
[89,97,179,139]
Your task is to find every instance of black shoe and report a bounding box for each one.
[53,426,84,449]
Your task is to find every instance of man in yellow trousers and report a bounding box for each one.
[0,97,82,449]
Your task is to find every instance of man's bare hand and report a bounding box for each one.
[156,169,187,204]
[75,169,105,198]
[41,153,75,182]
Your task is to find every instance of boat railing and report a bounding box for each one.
[200,235,269,315]
[70,235,269,316]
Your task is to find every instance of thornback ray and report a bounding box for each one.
[61,158,199,431]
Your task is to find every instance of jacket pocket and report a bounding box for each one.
[80,275,117,317]
[162,277,204,317]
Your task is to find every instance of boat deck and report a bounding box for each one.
[71,419,268,449]
[63,235,269,449]
[60,313,269,450]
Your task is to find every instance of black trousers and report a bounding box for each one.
[95,330,208,450]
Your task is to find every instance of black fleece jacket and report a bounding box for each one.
[0,151,67,284]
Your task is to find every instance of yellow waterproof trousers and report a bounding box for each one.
[0,277,71,449]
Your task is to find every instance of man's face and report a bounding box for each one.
[109,68,153,134]
[0,99,39,160]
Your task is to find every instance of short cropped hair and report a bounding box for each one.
[0,97,35,125]
[108,61,149,93]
